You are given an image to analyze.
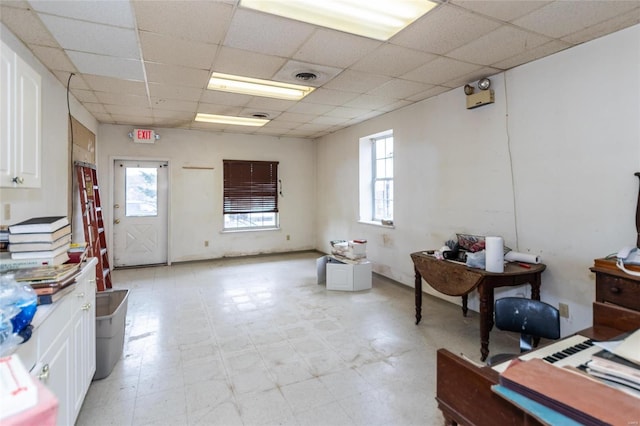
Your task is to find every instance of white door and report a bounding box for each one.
[113,160,168,267]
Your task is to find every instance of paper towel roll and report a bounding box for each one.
[504,251,541,264]
[485,236,504,273]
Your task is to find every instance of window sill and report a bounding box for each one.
[221,227,280,234]
[358,220,395,229]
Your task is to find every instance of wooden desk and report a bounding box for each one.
[435,259,640,426]
[411,251,546,361]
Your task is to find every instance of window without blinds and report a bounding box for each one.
[223,160,279,214]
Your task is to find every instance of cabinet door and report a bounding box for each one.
[14,54,41,188]
[38,329,72,426]
[0,41,14,186]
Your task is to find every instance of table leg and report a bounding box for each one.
[461,295,468,317]
[531,277,541,346]
[415,267,422,325]
[479,285,490,361]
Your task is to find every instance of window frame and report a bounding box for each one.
[371,134,393,222]
[222,159,280,231]
[358,129,394,226]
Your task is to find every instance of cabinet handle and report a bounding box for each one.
[38,364,50,381]
[12,176,24,184]
[610,286,621,294]
[89,279,96,284]
[82,303,91,311]
[77,292,85,298]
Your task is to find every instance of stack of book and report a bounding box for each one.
[8,263,80,305]
[586,329,640,395]
[5,216,71,268]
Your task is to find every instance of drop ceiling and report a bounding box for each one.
[1,0,639,139]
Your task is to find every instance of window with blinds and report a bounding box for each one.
[223,160,279,230]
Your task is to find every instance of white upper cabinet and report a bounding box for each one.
[0,40,41,188]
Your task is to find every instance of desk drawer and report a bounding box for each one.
[595,274,640,311]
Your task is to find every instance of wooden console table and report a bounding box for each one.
[410,251,546,361]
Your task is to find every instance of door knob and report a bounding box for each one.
[114,218,120,224]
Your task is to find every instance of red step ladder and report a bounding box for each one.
[75,161,112,291]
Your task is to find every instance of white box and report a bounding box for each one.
[318,255,371,291]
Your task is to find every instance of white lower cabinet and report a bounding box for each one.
[14,258,97,426]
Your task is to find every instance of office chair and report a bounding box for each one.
[486,297,561,366]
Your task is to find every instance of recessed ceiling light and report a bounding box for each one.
[195,113,269,127]
[239,0,438,41]
[208,72,314,101]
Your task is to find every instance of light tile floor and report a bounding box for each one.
[77,251,518,426]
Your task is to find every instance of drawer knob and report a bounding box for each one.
[77,292,85,298]
[610,286,621,294]
[82,303,91,311]
[38,364,50,381]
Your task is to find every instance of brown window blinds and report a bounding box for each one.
[223,160,279,214]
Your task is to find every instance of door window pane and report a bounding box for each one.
[125,167,158,217]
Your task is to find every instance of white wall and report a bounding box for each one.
[315,25,640,336]
[97,125,316,263]
[0,23,98,226]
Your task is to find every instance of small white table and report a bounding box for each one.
[317,255,372,291]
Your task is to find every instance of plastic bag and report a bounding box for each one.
[0,273,37,356]
[466,250,486,269]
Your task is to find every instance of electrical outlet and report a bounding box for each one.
[286,234,290,241]
[559,303,569,318]
[204,240,209,247]
[3,203,9,220]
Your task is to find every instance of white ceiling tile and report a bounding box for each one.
[111,114,154,126]
[38,14,139,58]
[343,94,400,110]
[323,70,392,94]
[133,1,234,44]
[367,79,435,99]
[447,26,551,66]
[310,115,350,126]
[513,1,640,39]
[82,74,147,95]
[238,107,282,119]
[293,29,382,68]
[152,110,194,120]
[196,103,244,116]
[105,104,152,116]
[144,62,210,88]
[376,99,413,112]
[406,86,452,102]
[29,0,135,28]
[224,9,314,57]
[68,51,145,81]
[70,89,100,103]
[199,90,252,107]
[30,45,76,72]
[286,102,334,115]
[245,97,296,111]
[95,92,149,108]
[350,44,437,77]
[450,1,550,22]
[214,46,286,79]
[325,105,376,119]
[402,57,481,86]
[301,88,360,106]
[82,102,108,114]
[0,5,59,47]
[147,83,203,102]
[391,4,502,54]
[139,31,217,70]
[277,112,316,123]
[492,40,573,70]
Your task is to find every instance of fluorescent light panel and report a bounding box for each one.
[239,0,438,41]
[208,72,314,101]
[195,113,269,127]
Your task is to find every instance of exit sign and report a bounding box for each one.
[132,128,155,144]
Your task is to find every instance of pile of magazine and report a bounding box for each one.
[586,329,640,397]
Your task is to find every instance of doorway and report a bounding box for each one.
[113,159,168,267]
